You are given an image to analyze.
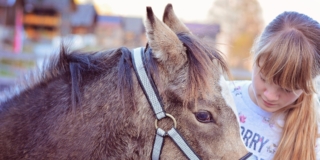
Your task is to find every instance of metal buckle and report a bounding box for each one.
[154,113,177,130]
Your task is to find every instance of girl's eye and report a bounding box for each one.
[259,74,266,82]
[283,88,292,93]
[194,110,214,123]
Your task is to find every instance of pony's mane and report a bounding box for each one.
[1,33,229,111]
[0,46,131,105]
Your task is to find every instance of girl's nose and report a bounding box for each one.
[263,87,279,101]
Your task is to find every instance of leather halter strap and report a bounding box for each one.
[131,47,200,160]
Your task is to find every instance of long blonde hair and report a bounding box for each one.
[253,11,320,160]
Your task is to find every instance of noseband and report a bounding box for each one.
[131,47,253,160]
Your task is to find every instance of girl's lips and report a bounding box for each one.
[263,99,275,107]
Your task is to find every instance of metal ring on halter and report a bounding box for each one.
[155,113,177,129]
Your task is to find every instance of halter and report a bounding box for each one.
[131,47,254,160]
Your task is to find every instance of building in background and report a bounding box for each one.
[0,0,77,91]
[66,4,98,51]
[0,0,24,52]
[95,15,146,49]
[23,0,76,40]
[121,17,145,48]
[70,4,97,35]
[95,15,123,49]
[0,0,77,54]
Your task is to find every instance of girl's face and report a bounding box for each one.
[249,65,303,113]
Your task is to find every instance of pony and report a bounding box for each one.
[0,4,252,160]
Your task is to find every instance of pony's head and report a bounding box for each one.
[138,4,248,159]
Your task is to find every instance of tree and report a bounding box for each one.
[207,0,264,71]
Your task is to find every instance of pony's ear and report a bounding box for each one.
[145,6,184,61]
[162,4,191,34]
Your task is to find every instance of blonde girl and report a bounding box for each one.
[229,11,320,160]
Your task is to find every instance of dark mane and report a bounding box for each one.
[2,32,229,111]
[0,46,136,111]
[51,46,135,111]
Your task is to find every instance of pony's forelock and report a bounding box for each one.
[177,33,229,102]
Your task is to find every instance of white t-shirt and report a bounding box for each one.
[227,80,320,160]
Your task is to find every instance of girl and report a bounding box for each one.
[228,11,320,160]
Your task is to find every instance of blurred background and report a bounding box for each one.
[0,0,319,92]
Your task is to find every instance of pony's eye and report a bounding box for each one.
[195,110,214,123]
